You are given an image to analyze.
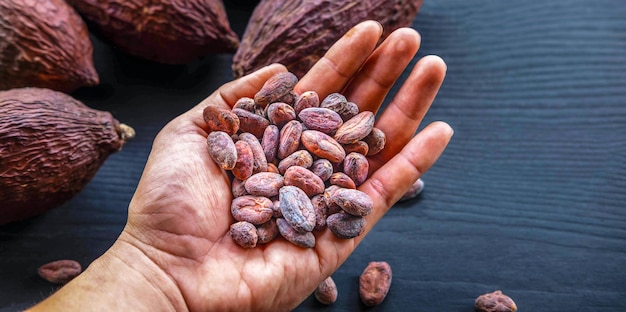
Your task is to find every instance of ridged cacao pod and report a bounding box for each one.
[66,0,240,64]
[0,0,99,93]
[0,88,135,224]
[232,0,424,78]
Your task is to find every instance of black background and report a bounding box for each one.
[2,0,626,311]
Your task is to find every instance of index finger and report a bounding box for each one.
[294,21,383,99]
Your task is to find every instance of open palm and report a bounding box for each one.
[80,21,452,312]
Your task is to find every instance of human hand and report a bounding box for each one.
[29,20,453,312]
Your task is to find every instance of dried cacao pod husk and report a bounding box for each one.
[0,0,99,93]
[66,0,240,64]
[0,88,135,224]
[232,0,424,78]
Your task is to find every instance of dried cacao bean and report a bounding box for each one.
[321,93,359,121]
[474,290,517,312]
[232,108,270,138]
[261,125,280,163]
[278,120,303,159]
[399,178,425,202]
[311,194,328,231]
[276,218,315,248]
[298,107,343,135]
[239,132,269,174]
[363,127,386,156]
[279,186,316,233]
[343,152,369,186]
[300,130,346,163]
[231,195,274,225]
[37,259,82,284]
[256,219,279,244]
[310,159,334,182]
[283,166,325,197]
[334,111,375,144]
[232,140,254,180]
[277,150,313,175]
[244,172,284,197]
[359,261,392,306]
[266,102,297,128]
[326,212,366,239]
[294,91,320,115]
[203,106,240,135]
[329,172,357,189]
[314,276,338,305]
[333,188,373,216]
[230,221,259,248]
[206,131,237,170]
[254,72,298,107]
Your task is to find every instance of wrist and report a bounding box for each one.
[28,233,187,311]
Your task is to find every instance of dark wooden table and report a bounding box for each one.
[2,1,625,311]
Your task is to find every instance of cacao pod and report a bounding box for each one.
[66,0,240,64]
[0,88,135,224]
[232,0,424,78]
[0,0,99,93]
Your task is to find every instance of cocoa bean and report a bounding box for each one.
[232,108,270,138]
[279,186,316,233]
[230,221,259,248]
[231,178,248,198]
[321,93,359,121]
[310,159,334,182]
[278,120,303,159]
[474,290,517,312]
[399,178,424,202]
[329,172,357,189]
[300,130,346,163]
[359,261,392,306]
[277,150,313,175]
[234,97,264,116]
[326,212,366,239]
[37,259,82,284]
[266,102,297,128]
[276,218,315,248]
[231,195,274,225]
[238,132,268,174]
[363,127,386,156]
[334,111,375,144]
[283,166,325,197]
[232,140,254,180]
[311,194,328,231]
[342,141,369,156]
[343,152,369,186]
[206,131,237,170]
[333,188,373,216]
[203,106,240,135]
[261,125,280,163]
[256,219,279,244]
[298,107,343,135]
[244,172,284,197]
[254,72,298,107]
[294,91,320,115]
[314,276,338,305]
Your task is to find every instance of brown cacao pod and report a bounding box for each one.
[0,0,99,93]
[66,0,240,64]
[0,88,135,224]
[232,0,424,78]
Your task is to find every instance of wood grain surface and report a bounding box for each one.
[1,0,625,311]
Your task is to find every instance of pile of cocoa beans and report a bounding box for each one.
[203,71,386,248]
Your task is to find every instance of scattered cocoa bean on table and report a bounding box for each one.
[474,290,518,312]
[359,261,393,306]
[37,259,82,284]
